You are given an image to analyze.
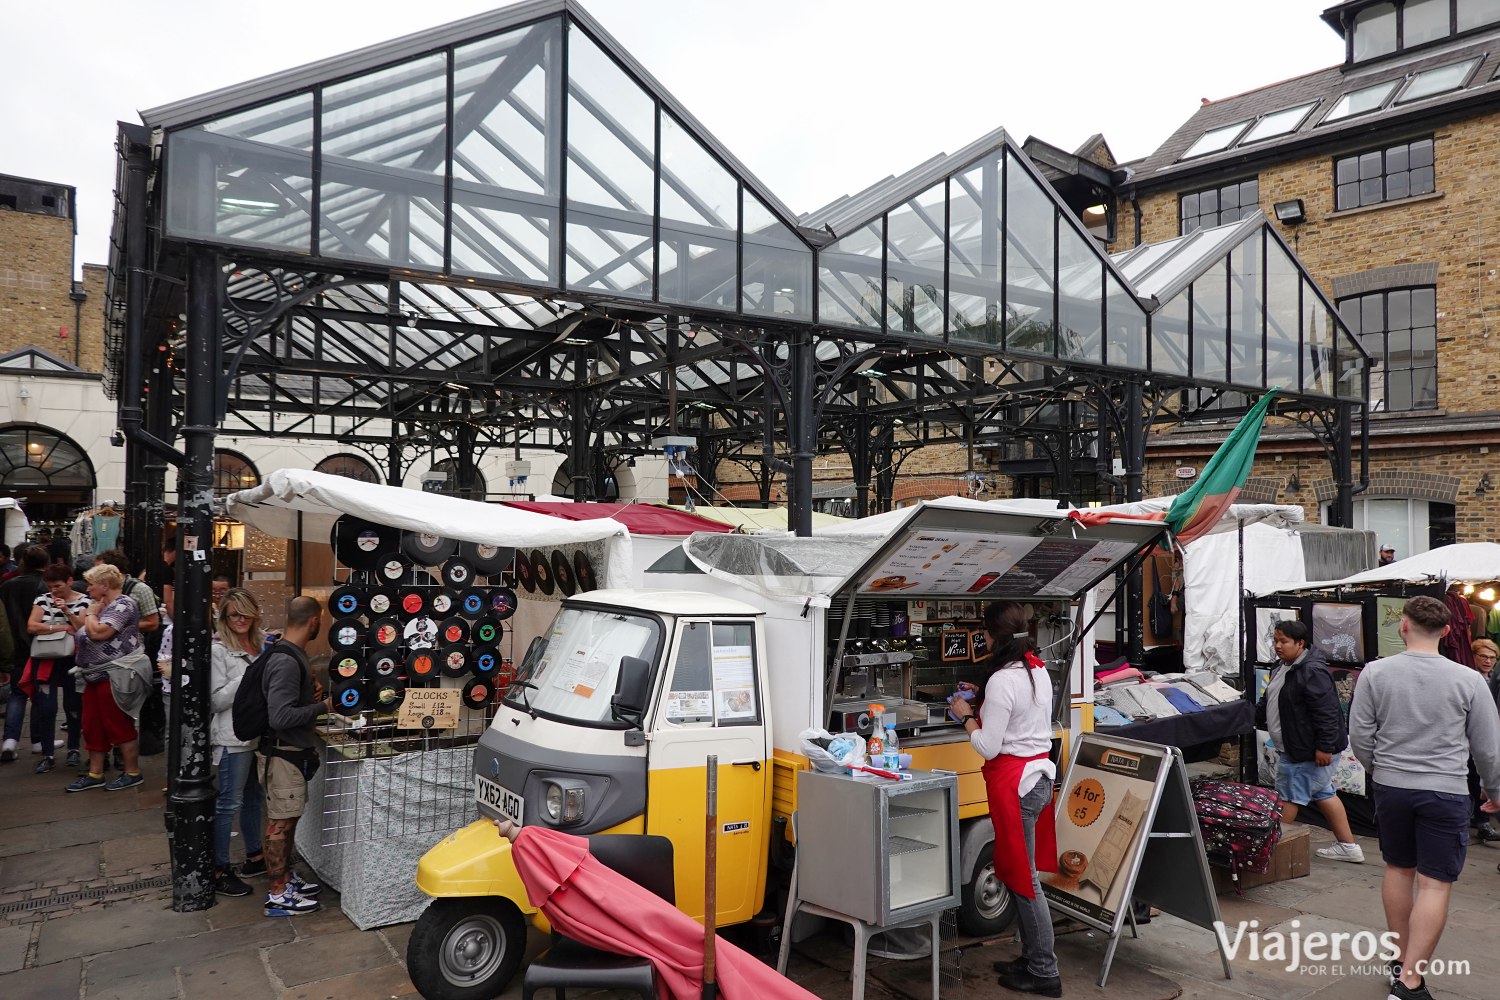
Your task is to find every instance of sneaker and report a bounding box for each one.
[34,757,54,774]
[30,739,65,754]
[65,749,80,768]
[0,738,16,763]
[214,870,252,897]
[997,967,1063,998]
[104,772,144,791]
[288,870,322,897]
[1388,961,1403,986]
[264,887,321,917]
[1389,976,1431,1000]
[239,855,267,877]
[1316,842,1365,863]
[64,774,106,793]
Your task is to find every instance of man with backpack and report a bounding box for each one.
[1350,595,1500,1000]
[244,595,330,917]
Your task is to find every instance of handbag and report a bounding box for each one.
[1149,558,1175,640]
[31,628,75,658]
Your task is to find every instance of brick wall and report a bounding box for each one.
[0,209,89,363]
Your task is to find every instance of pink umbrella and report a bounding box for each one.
[508,825,820,1000]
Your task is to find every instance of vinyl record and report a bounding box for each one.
[488,587,517,620]
[471,615,504,647]
[398,587,429,617]
[530,550,554,596]
[472,646,500,677]
[573,551,597,593]
[406,649,438,679]
[461,676,493,709]
[438,617,470,645]
[331,653,364,682]
[459,541,515,576]
[332,516,400,571]
[366,589,396,617]
[370,651,401,678]
[429,590,457,617]
[328,618,365,652]
[400,530,457,567]
[333,681,366,716]
[375,552,413,585]
[458,587,488,617]
[550,550,576,597]
[372,677,405,710]
[442,557,477,588]
[403,615,439,649]
[369,617,402,648]
[440,644,471,677]
[330,585,366,618]
[514,553,536,594]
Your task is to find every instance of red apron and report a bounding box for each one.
[982,752,1057,899]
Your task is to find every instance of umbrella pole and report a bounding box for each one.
[703,754,718,1000]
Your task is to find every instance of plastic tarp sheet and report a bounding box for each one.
[225,468,634,588]
[667,505,852,533]
[503,500,734,535]
[1183,523,1307,675]
[682,532,883,606]
[1086,498,1307,536]
[1254,541,1500,595]
[0,498,29,549]
[816,496,1078,536]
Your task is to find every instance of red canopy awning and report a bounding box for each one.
[501,501,735,536]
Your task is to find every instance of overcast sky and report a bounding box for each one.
[3,0,1344,274]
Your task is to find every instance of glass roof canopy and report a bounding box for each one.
[134,0,1365,409]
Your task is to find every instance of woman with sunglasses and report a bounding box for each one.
[208,588,267,895]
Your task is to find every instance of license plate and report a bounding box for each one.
[474,774,524,825]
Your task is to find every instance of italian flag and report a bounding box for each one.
[1072,388,1279,545]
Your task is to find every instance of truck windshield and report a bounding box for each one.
[503,607,662,727]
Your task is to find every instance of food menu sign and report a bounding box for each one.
[857,529,1140,598]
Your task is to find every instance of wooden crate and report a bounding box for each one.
[1212,822,1310,894]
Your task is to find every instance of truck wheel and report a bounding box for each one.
[407,897,526,1000]
[959,858,1016,936]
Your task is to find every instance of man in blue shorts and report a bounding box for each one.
[1350,595,1500,1000]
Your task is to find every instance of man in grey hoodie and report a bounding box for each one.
[1349,595,1500,1000]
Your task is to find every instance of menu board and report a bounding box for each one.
[857,529,1140,599]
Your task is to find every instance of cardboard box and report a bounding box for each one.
[1212,822,1310,894]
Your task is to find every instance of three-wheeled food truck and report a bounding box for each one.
[406,500,1166,999]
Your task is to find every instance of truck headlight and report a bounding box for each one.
[540,778,587,826]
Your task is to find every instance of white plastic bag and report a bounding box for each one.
[799,726,865,773]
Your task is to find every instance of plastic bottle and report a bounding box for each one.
[866,703,885,764]
[881,712,900,771]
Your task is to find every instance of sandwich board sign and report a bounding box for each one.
[1041,732,1232,987]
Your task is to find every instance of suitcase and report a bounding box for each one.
[1190,778,1282,892]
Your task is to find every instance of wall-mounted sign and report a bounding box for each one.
[1174,467,1196,480]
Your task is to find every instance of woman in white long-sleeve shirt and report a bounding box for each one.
[949,601,1061,997]
[209,588,267,897]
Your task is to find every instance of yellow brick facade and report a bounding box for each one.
[0,207,103,371]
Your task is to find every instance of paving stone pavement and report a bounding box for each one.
[4,750,1498,1000]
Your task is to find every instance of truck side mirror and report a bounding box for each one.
[611,655,652,726]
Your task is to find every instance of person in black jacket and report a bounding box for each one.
[1256,619,1364,863]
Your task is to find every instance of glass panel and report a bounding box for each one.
[165,94,315,252]
[1228,236,1263,387]
[1323,80,1398,122]
[1302,279,1335,396]
[1458,0,1500,32]
[743,192,812,320]
[1398,58,1479,103]
[1191,262,1228,382]
[884,180,946,336]
[566,28,654,296]
[1353,3,1398,60]
[451,20,561,283]
[1003,155,1056,356]
[658,113,737,309]
[1056,224,1102,363]
[817,223,883,330]
[320,53,448,268]
[1265,240,1300,389]
[949,157,1002,344]
[1105,272,1147,370]
[1152,293,1191,376]
[1404,0,1451,45]
[1240,103,1316,144]
[1336,316,1365,401]
[1180,120,1251,159]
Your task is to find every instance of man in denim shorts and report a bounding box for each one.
[1351,596,1500,1000]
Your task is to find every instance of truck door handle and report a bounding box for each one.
[731,760,762,772]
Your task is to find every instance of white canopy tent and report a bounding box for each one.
[0,498,30,549]
[1253,541,1500,595]
[224,468,635,589]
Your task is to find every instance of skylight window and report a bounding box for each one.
[1322,80,1400,123]
[1396,56,1481,104]
[1239,102,1318,145]
[1180,120,1251,160]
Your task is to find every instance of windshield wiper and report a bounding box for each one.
[509,678,538,718]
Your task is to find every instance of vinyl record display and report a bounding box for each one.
[573,551,597,593]
[406,649,438,679]
[530,550,554,596]
[458,588,488,617]
[442,557,477,588]
[398,588,429,616]
[369,617,402,648]
[370,651,401,678]
[330,585,366,618]
[460,541,515,576]
[514,553,536,594]
[376,553,413,585]
[438,617,470,645]
[550,550,576,596]
[472,646,500,676]
[400,530,457,567]
[332,517,400,571]
[488,587,517,620]
[461,677,492,709]
[367,589,395,616]
[471,615,503,646]
[429,590,457,616]
[440,644,471,677]
[331,653,364,681]
[328,618,365,651]
[403,615,439,649]
[334,682,366,716]
[372,677,405,710]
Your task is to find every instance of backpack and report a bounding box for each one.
[230,644,286,744]
[1190,778,1281,891]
